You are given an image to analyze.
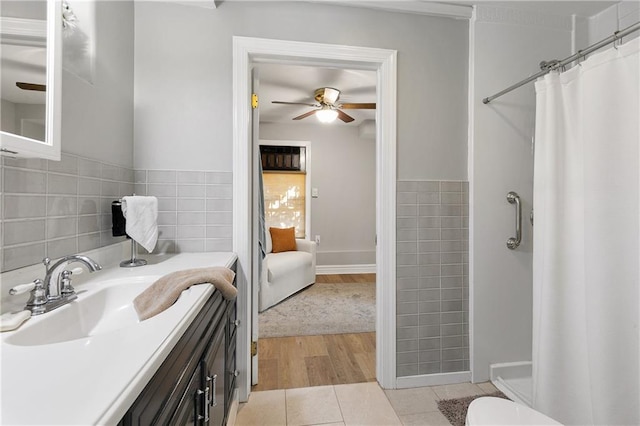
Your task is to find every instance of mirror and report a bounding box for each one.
[0,0,61,160]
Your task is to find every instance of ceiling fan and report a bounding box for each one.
[16,82,46,91]
[272,87,375,123]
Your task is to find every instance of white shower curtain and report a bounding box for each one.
[532,37,639,425]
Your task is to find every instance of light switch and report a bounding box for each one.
[311,187,319,198]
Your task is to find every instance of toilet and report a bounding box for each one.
[466,397,563,425]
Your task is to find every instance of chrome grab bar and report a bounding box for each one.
[506,191,522,250]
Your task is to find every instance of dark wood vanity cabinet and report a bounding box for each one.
[119,275,238,426]
[201,310,227,426]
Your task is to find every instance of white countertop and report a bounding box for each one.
[0,252,237,425]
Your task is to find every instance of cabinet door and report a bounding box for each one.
[202,318,226,426]
[121,293,224,426]
[225,301,237,420]
[170,363,204,426]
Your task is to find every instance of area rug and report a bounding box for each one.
[258,282,375,338]
[437,391,509,426]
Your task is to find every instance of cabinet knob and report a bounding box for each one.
[232,370,240,377]
[233,319,240,327]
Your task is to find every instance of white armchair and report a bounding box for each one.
[259,233,316,312]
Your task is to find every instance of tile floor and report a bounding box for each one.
[235,381,499,426]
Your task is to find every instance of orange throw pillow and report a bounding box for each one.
[269,227,297,253]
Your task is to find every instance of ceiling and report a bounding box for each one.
[1,44,47,104]
[258,63,377,126]
[1,1,621,119]
[1,0,47,105]
[258,1,620,126]
[452,1,619,18]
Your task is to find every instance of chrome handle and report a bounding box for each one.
[25,279,47,308]
[204,383,210,422]
[196,389,205,421]
[9,281,36,296]
[60,270,75,296]
[210,374,217,407]
[506,191,522,250]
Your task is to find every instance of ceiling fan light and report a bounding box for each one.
[316,108,338,123]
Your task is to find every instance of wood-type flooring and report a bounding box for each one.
[252,274,376,391]
[315,273,376,284]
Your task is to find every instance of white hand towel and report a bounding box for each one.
[121,196,158,253]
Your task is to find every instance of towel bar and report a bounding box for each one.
[114,194,148,267]
[506,191,522,250]
[120,239,147,268]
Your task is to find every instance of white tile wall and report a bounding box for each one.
[133,169,232,254]
[1,158,234,271]
[396,180,469,377]
[588,2,640,45]
[0,153,134,272]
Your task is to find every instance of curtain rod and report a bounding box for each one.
[483,21,640,104]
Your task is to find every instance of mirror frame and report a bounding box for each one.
[0,0,61,160]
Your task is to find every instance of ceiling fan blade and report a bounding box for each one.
[272,101,318,107]
[16,82,46,92]
[292,110,318,121]
[339,103,376,110]
[336,110,355,123]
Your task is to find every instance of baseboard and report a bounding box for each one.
[395,371,471,389]
[489,361,532,381]
[316,264,376,275]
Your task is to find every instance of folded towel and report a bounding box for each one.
[121,196,158,253]
[133,267,237,320]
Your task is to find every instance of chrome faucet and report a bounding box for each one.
[9,255,102,315]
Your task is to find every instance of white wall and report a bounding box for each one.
[133,1,469,180]
[260,123,376,267]
[587,1,640,44]
[469,5,573,382]
[1,99,17,134]
[0,1,46,20]
[14,103,45,138]
[61,0,134,168]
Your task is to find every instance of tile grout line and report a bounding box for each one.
[284,388,288,426]
[331,385,347,426]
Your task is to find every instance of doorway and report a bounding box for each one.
[256,81,377,388]
[232,36,397,402]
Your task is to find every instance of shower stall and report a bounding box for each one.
[475,13,640,425]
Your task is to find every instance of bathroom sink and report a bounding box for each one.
[5,276,160,346]
[1,252,234,425]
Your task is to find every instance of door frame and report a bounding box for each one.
[232,36,397,402]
